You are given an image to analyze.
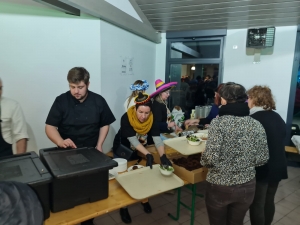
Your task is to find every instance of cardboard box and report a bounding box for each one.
[140,145,208,184]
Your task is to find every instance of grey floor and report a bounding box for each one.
[91,166,300,225]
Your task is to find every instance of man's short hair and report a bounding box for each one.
[67,67,90,85]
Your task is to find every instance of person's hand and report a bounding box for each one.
[146,154,154,169]
[160,154,172,166]
[175,126,182,133]
[58,139,77,148]
[95,146,103,152]
[185,119,199,127]
[168,121,176,128]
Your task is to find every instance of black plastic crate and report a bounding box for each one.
[39,147,118,212]
[0,152,52,220]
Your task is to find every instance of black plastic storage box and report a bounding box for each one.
[39,147,118,212]
[0,152,52,220]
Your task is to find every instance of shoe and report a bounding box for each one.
[81,218,94,225]
[141,202,152,214]
[120,208,132,224]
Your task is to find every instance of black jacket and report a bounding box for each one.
[251,111,288,182]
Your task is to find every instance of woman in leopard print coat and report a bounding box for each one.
[200,82,269,225]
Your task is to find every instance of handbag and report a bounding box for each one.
[114,129,134,160]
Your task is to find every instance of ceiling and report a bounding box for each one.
[135,0,300,32]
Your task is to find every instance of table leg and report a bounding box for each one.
[168,184,204,225]
[167,187,181,221]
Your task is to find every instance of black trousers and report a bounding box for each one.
[205,178,256,225]
[249,180,279,225]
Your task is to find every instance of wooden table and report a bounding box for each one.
[45,159,147,225]
[285,146,299,154]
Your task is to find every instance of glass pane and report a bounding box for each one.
[292,64,300,145]
[170,40,221,59]
[168,64,219,119]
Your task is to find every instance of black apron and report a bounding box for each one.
[0,102,13,158]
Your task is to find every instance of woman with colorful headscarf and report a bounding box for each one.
[124,80,149,112]
[113,92,172,224]
[150,79,182,133]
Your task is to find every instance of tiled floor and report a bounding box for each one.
[91,165,300,225]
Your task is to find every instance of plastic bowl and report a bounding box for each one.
[159,166,174,176]
[112,158,127,172]
[187,139,201,146]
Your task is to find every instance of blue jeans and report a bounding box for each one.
[205,178,256,225]
[249,180,279,225]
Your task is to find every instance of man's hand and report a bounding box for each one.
[58,139,77,148]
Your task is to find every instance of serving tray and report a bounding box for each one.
[115,164,184,200]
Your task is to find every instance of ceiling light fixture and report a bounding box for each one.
[191,65,195,70]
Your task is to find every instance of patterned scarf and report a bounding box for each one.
[127,106,153,134]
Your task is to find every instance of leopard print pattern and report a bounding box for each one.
[200,115,269,186]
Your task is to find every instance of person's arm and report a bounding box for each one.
[96,125,109,152]
[254,125,269,167]
[45,124,76,148]
[152,102,171,133]
[200,119,222,168]
[16,138,27,154]
[11,103,29,152]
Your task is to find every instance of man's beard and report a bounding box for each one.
[73,90,88,101]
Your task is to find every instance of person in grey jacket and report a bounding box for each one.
[201,82,269,225]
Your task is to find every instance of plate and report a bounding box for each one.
[109,169,117,180]
[127,165,144,172]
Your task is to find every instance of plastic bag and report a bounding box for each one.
[291,135,300,154]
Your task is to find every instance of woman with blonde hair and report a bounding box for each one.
[124,80,149,112]
[248,85,287,225]
[150,79,182,133]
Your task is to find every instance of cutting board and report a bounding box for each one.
[163,132,207,155]
[115,164,184,200]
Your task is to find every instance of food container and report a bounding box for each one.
[187,139,201,146]
[159,165,174,176]
[113,158,128,172]
[0,152,52,220]
[39,147,117,213]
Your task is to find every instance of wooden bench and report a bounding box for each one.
[285,146,299,154]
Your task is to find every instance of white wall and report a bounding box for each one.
[0,2,101,153]
[223,26,298,121]
[100,20,157,152]
[155,33,167,81]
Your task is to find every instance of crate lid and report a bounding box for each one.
[0,152,52,186]
[39,147,118,179]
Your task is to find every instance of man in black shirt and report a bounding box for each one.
[45,67,115,152]
[45,67,115,225]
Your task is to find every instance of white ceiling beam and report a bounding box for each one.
[59,0,161,43]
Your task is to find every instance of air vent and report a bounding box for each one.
[246,27,275,48]
[33,0,80,16]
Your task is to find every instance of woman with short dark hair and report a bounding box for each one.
[247,85,288,225]
[200,82,269,225]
